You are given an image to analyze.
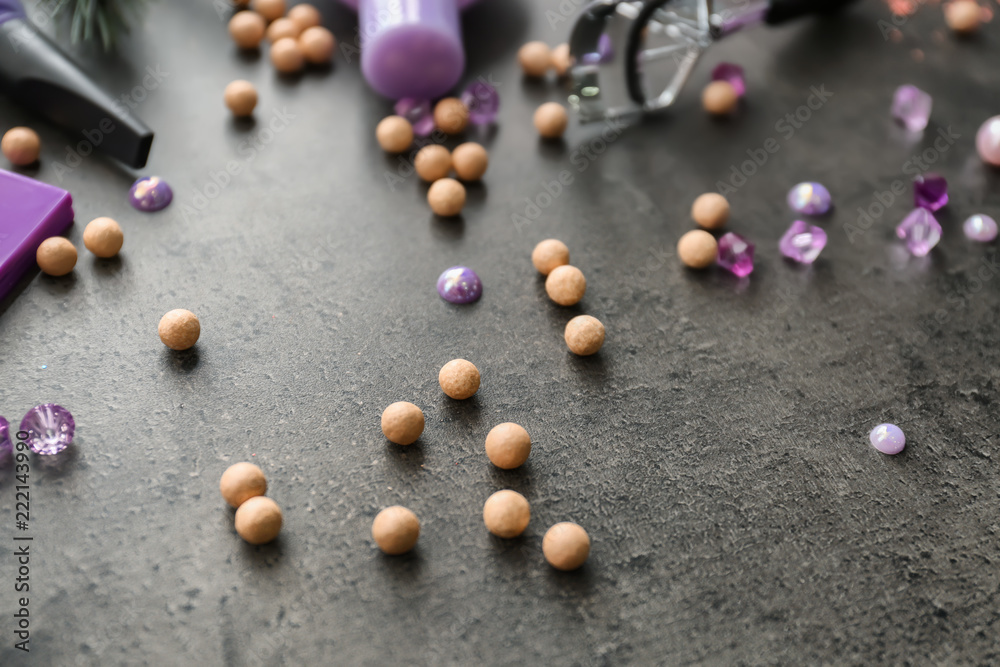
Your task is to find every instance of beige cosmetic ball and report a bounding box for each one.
[518,41,552,77]
[428,178,466,217]
[677,230,718,269]
[235,496,283,545]
[158,309,201,351]
[483,490,530,538]
[543,522,590,571]
[219,462,268,508]
[35,237,76,276]
[82,217,124,258]
[545,265,586,306]
[691,192,730,230]
[564,315,605,356]
[299,26,335,64]
[266,17,301,43]
[438,359,480,399]
[372,506,420,555]
[381,401,424,445]
[224,80,258,117]
[551,43,573,77]
[228,11,266,49]
[434,97,469,135]
[288,3,322,30]
[451,142,488,181]
[271,37,305,73]
[414,144,452,182]
[945,0,981,33]
[534,102,568,139]
[375,115,413,153]
[2,126,41,166]
[251,0,286,22]
[485,422,531,469]
[531,239,570,275]
[702,80,738,115]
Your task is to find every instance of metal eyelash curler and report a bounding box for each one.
[566,0,859,123]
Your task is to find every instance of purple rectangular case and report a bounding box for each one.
[0,169,74,299]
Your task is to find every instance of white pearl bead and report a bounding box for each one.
[976,115,1000,166]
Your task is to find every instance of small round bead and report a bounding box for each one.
[224,80,258,117]
[485,422,531,469]
[372,506,420,555]
[234,496,283,545]
[219,462,267,508]
[158,309,201,351]
[543,522,590,571]
[266,16,301,43]
[702,80,738,115]
[451,142,488,181]
[381,401,424,445]
[534,102,568,139]
[551,43,573,77]
[36,237,76,276]
[434,97,469,135]
[531,239,570,275]
[82,217,124,258]
[287,3,321,30]
[251,0,286,22]
[298,26,335,64]
[375,115,413,153]
[869,423,906,455]
[518,41,552,77]
[428,178,466,217]
[483,490,530,538]
[545,265,586,306]
[228,11,266,49]
[978,116,1000,166]
[271,37,305,73]
[677,230,718,269]
[438,359,480,400]
[945,0,980,33]
[414,144,452,182]
[564,315,605,356]
[691,192,730,230]
[2,126,41,166]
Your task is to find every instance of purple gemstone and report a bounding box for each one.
[0,416,11,461]
[787,182,832,215]
[129,176,173,212]
[20,404,75,455]
[460,81,500,126]
[436,266,482,304]
[394,98,435,137]
[711,62,745,97]
[869,423,905,455]
[913,172,948,211]
[891,85,932,133]
[896,207,942,257]
[963,214,998,242]
[779,220,827,264]
[717,232,755,277]
[582,33,614,65]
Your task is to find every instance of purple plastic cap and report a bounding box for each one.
[0,0,26,25]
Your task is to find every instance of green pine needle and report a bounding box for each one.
[49,0,149,50]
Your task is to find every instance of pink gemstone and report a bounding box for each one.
[963,214,998,242]
[460,81,500,125]
[711,63,745,97]
[870,423,906,455]
[976,115,1000,166]
[394,98,435,136]
[891,85,932,133]
[896,208,941,257]
[779,220,827,264]
[717,232,755,277]
[913,172,948,211]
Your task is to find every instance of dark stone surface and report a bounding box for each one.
[1,1,999,664]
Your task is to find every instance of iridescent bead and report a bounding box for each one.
[20,404,75,455]
[711,63,746,97]
[128,176,173,212]
[716,232,754,277]
[0,416,11,460]
[869,423,905,455]
[460,81,500,126]
[779,220,827,264]
[436,266,482,304]
[394,98,435,137]
[787,182,832,215]
[976,115,1000,166]
[962,214,998,242]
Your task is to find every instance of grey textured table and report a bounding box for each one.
[1,0,999,664]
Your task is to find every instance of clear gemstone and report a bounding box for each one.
[436,266,482,304]
[787,182,832,215]
[717,232,755,277]
[913,172,948,211]
[20,404,75,455]
[779,220,827,264]
[711,63,745,97]
[0,416,11,461]
[460,81,500,125]
[869,423,905,455]
[891,85,932,132]
[128,176,173,212]
[896,208,942,257]
[394,98,435,136]
[963,214,998,242]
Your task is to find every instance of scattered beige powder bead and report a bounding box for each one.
[381,401,424,445]
[945,0,980,33]
[518,41,552,77]
[534,102,568,139]
[224,80,258,117]
[158,309,201,351]
[2,126,41,166]
[543,522,590,571]
[299,26,335,64]
[531,239,570,275]
[427,178,466,217]
[375,115,413,153]
[545,265,586,306]
[372,506,420,555]
[564,315,605,356]
[551,43,573,77]
[485,422,531,469]
[251,0,286,22]
[271,37,305,73]
[288,2,322,30]
[266,17,301,42]
[438,359,480,399]
[677,230,718,269]
[35,237,76,276]
[702,80,738,115]
[229,11,266,49]
[220,462,268,508]
[414,144,452,182]
[691,192,730,230]
[82,217,124,258]
[451,142,488,181]
[434,97,469,135]
[483,490,530,538]
[235,496,283,545]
